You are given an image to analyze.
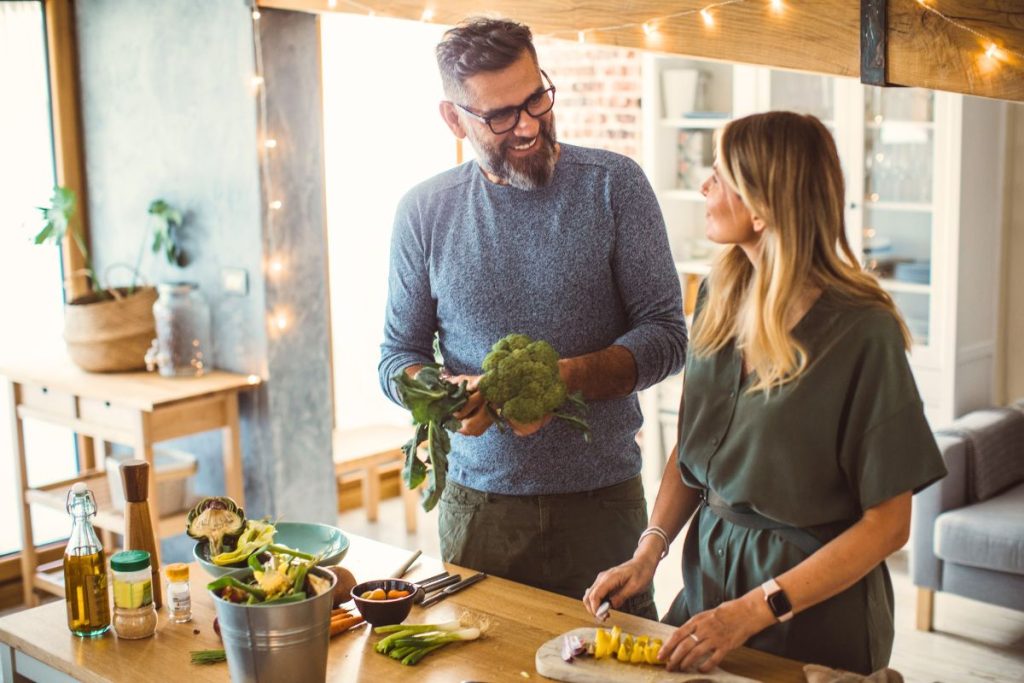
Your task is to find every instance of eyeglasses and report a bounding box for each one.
[454,70,556,135]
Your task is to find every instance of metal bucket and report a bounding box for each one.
[210,566,337,683]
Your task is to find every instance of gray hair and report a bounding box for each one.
[436,17,538,102]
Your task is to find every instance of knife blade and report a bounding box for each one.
[420,572,487,607]
[414,573,462,603]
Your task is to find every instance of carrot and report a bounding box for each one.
[330,614,365,636]
[386,589,410,599]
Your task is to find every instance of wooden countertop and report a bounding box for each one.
[0,535,806,682]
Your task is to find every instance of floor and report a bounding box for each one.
[339,495,1024,683]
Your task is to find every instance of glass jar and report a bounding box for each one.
[63,482,111,637]
[147,282,212,377]
[110,550,157,639]
[165,562,192,623]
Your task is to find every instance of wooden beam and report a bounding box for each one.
[259,0,1024,102]
[44,0,91,300]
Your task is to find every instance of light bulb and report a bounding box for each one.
[269,200,283,210]
[771,0,784,12]
[701,8,714,27]
[247,374,261,385]
[421,8,434,22]
[985,43,1000,60]
[265,138,277,149]
[275,314,288,330]
[577,31,586,43]
[642,22,656,36]
[251,75,264,87]
[328,0,337,7]
[252,9,261,20]
[269,258,284,274]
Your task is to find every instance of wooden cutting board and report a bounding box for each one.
[535,628,761,683]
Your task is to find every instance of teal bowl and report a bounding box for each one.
[194,521,350,578]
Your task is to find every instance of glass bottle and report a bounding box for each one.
[147,282,213,377]
[165,562,191,623]
[110,550,157,639]
[63,482,111,637]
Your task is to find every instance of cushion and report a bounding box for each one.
[934,482,1024,576]
[941,408,1024,502]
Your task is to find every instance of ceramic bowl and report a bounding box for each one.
[194,521,350,578]
[350,579,417,627]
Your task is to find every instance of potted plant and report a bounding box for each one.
[34,187,186,373]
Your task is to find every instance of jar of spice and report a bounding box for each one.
[165,562,191,623]
[110,550,157,639]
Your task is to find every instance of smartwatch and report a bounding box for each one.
[761,578,793,622]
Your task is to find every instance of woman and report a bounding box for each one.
[583,111,946,674]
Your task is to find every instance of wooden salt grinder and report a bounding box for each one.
[120,460,162,608]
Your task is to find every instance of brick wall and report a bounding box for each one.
[536,38,642,163]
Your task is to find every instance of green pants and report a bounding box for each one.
[438,476,658,620]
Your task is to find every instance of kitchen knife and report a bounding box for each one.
[420,572,487,607]
[414,573,462,603]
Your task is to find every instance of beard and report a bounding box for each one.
[468,116,559,191]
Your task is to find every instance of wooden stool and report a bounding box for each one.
[333,425,420,533]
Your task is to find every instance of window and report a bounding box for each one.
[0,1,78,555]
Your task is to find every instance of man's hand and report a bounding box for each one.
[444,373,493,436]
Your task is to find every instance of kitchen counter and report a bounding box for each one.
[0,534,806,682]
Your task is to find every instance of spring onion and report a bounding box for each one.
[190,649,227,664]
[372,615,486,666]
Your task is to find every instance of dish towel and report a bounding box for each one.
[804,664,904,683]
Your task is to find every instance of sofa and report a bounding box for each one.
[911,400,1024,630]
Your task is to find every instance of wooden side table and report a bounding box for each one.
[0,358,260,606]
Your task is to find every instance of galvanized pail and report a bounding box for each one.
[210,566,337,683]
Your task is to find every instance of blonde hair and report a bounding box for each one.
[692,111,910,392]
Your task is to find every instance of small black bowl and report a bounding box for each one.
[351,579,417,626]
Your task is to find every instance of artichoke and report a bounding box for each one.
[186,497,245,557]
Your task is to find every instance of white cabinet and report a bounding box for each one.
[640,54,1006,465]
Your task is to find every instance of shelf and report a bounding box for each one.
[863,200,933,213]
[25,469,194,539]
[660,189,704,201]
[878,278,931,295]
[660,116,730,130]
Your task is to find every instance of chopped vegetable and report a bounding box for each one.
[208,548,326,605]
[186,497,245,557]
[478,334,590,440]
[589,628,662,666]
[190,649,227,665]
[561,634,586,663]
[393,365,470,511]
[211,519,275,566]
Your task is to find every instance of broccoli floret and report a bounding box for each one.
[478,334,589,440]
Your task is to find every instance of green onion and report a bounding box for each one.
[373,622,481,665]
[190,649,227,665]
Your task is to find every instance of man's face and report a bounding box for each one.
[456,52,558,190]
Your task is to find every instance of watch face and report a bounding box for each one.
[767,589,792,617]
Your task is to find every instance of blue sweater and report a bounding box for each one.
[379,143,687,495]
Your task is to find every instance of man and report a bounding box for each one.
[378,17,687,619]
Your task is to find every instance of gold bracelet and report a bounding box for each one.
[638,526,670,560]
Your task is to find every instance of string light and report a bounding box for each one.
[328,0,337,7]
[770,0,784,12]
[700,8,714,27]
[642,21,657,37]
[251,9,261,20]
[577,30,586,44]
[269,257,285,275]
[421,8,434,22]
[251,75,264,87]
[246,374,261,385]
[265,138,278,149]
[273,312,289,331]
[269,199,282,210]
[985,43,1000,61]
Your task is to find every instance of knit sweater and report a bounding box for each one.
[379,143,687,495]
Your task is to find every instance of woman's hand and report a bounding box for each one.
[659,596,770,673]
[506,414,554,437]
[582,554,658,616]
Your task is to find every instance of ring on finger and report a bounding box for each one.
[689,633,700,643]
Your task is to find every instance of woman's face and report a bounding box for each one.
[701,165,760,249]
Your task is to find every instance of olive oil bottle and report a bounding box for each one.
[63,482,111,637]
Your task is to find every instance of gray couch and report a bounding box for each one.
[911,400,1024,630]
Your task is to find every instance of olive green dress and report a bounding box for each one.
[665,288,947,673]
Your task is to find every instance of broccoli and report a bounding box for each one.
[479,334,590,440]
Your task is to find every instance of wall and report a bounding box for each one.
[75,0,335,532]
[537,39,642,162]
[1000,103,1024,402]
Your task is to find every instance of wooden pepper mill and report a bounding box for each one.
[120,460,162,609]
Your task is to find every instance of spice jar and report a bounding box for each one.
[111,550,157,639]
[165,562,191,623]
[146,282,213,377]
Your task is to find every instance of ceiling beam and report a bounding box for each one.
[258,0,1024,102]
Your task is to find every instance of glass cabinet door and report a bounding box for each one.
[862,88,936,348]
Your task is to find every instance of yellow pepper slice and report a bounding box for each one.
[609,625,621,654]
[594,628,611,659]
[645,638,663,664]
[616,634,634,662]
[630,636,648,664]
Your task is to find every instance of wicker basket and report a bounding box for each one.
[64,286,158,372]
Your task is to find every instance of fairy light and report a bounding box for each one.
[265,138,277,149]
[577,30,586,43]
[274,312,289,331]
[700,8,714,27]
[328,0,337,7]
[770,0,784,12]
[421,8,434,22]
[246,374,261,385]
[251,9,261,20]
[269,199,282,210]
[985,43,1000,60]
[642,21,656,37]
[269,257,285,275]
[251,75,264,88]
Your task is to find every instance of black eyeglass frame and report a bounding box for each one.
[453,70,556,135]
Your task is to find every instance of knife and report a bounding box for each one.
[414,573,462,603]
[420,572,487,607]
